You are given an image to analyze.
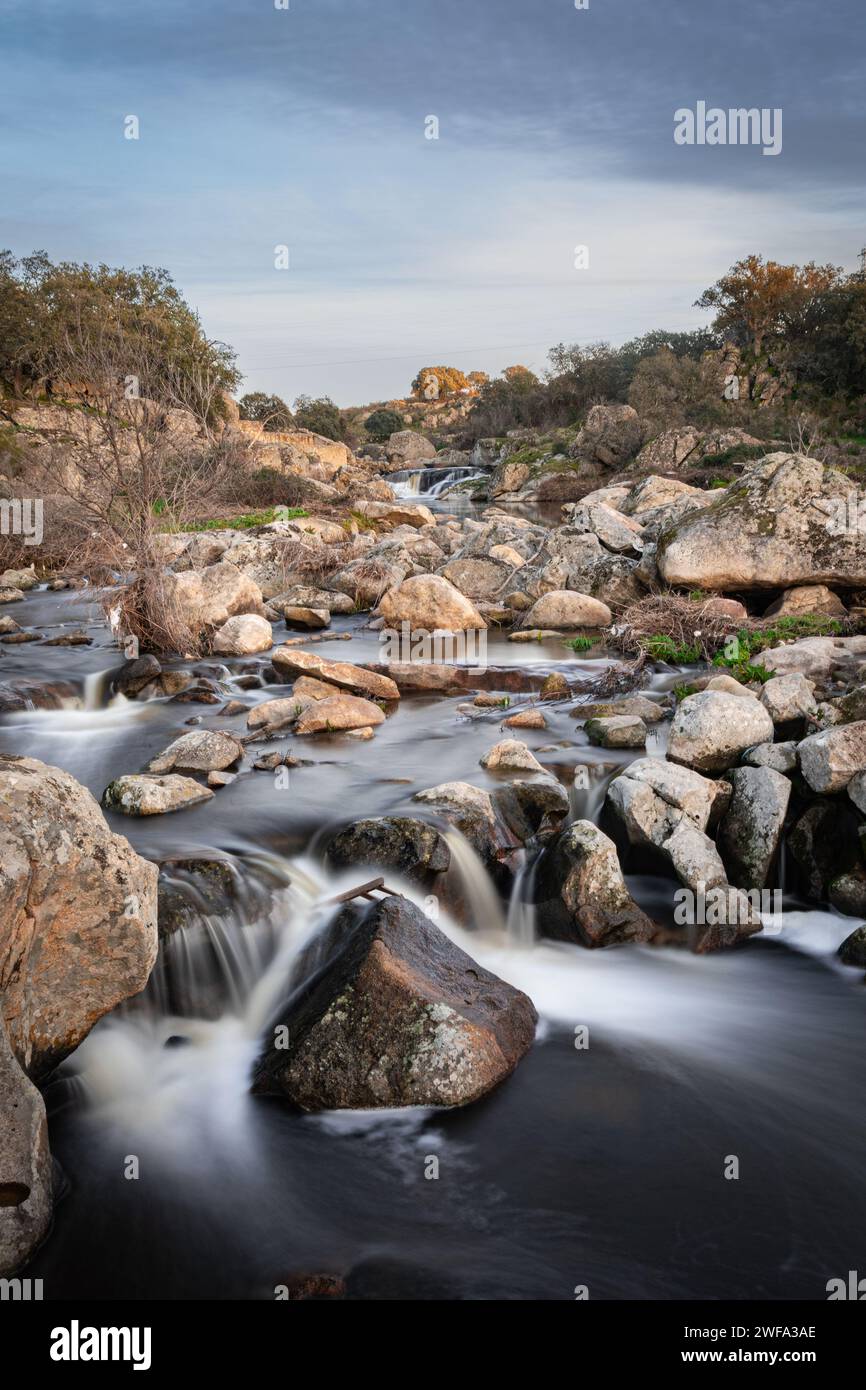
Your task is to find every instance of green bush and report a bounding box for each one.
[364,408,404,442]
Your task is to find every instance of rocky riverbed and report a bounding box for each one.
[3,444,866,1299]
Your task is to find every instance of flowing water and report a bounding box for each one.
[3,581,866,1300]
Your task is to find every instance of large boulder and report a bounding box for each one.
[657,453,866,590]
[534,821,657,947]
[574,404,642,467]
[763,585,847,619]
[378,575,487,632]
[163,562,265,629]
[521,590,611,630]
[798,722,866,793]
[759,673,817,724]
[0,756,158,1079]
[0,1020,52,1276]
[667,691,774,772]
[718,766,791,890]
[251,895,537,1109]
[387,430,437,463]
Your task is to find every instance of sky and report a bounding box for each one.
[2,0,865,405]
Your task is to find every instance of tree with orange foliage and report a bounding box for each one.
[696,254,841,358]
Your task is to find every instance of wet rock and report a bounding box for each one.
[0,1020,51,1276]
[480,739,546,774]
[1,756,158,1078]
[157,857,238,937]
[378,574,487,632]
[253,751,298,770]
[212,613,273,655]
[148,729,245,774]
[667,691,774,772]
[42,630,92,646]
[837,925,866,968]
[606,756,734,893]
[798,721,866,793]
[294,693,386,735]
[220,699,247,717]
[521,590,611,631]
[718,766,791,890]
[0,616,19,634]
[247,697,305,733]
[0,588,25,603]
[504,707,547,730]
[252,895,537,1108]
[325,817,450,883]
[534,820,657,947]
[207,770,236,787]
[271,648,400,701]
[585,715,647,749]
[103,774,215,816]
[367,661,548,696]
[540,672,570,700]
[787,802,862,900]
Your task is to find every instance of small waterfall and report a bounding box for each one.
[505,851,538,949]
[83,667,117,711]
[442,828,507,936]
[391,466,486,500]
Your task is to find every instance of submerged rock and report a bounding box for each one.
[534,820,657,947]
[294,693,385,735]
[252,895,537,1109]
[480,739,547,774]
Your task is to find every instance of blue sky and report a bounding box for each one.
[2,0,864,404]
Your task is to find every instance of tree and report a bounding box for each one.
[467,370,490,389]
[0,250,240,421]
[364,407,404,442]
[502,364,538,386]
[29,309,251,651]
[238,391,295,431]
[627,348,725,428]
[410,365,469,400]
[695,255,841,358]
[293,394,345,440]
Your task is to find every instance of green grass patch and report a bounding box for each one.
[642,634,703,664]
[166,505,308,533]
[565,634,595,652]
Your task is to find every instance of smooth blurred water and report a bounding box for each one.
[3,586,866,1301]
